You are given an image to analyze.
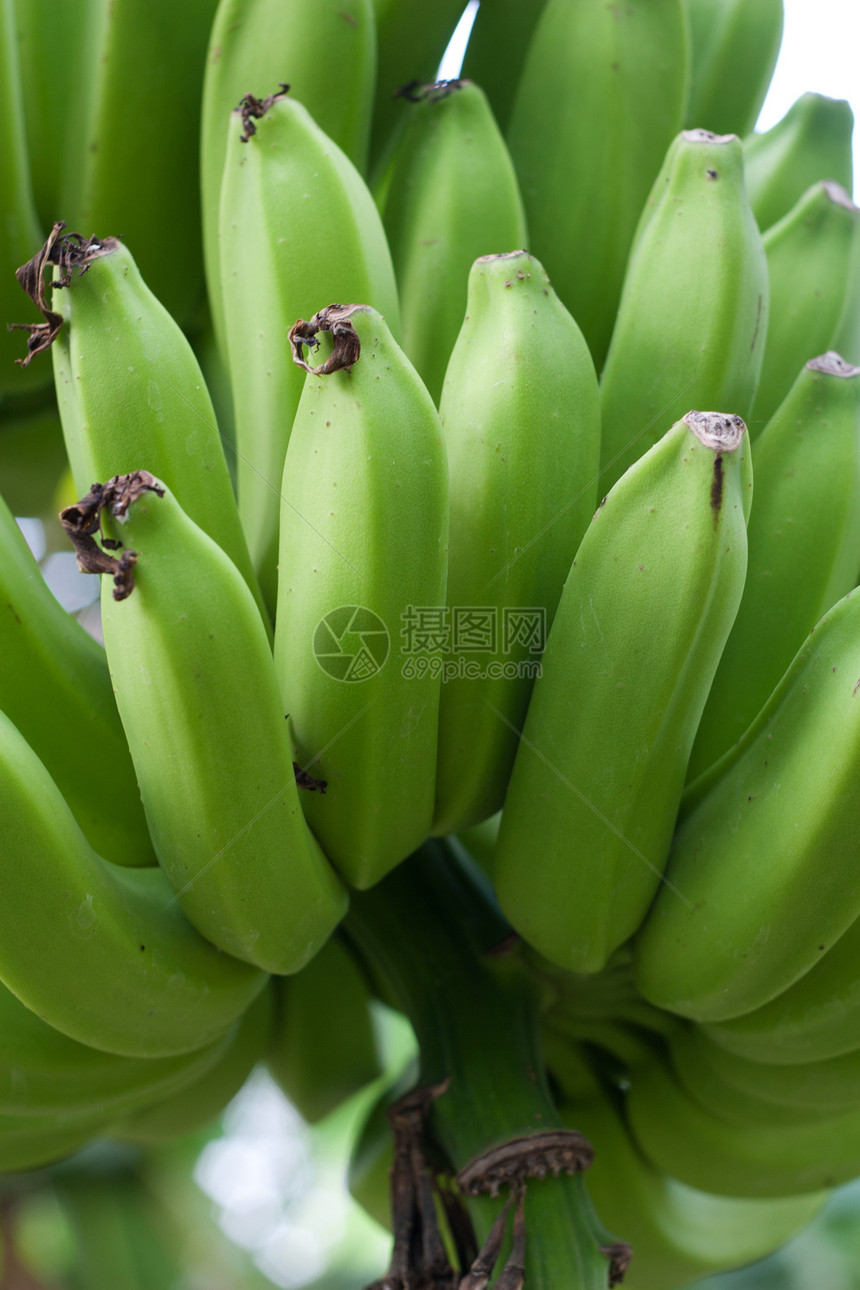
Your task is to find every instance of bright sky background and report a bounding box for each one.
[440,0,860,198]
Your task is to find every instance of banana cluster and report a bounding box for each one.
[2,0,860,1286]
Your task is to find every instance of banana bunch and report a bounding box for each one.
[3,0,860,1285]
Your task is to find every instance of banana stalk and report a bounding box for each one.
[344,841,621,1289]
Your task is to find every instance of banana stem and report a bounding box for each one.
[343,841,616,1288]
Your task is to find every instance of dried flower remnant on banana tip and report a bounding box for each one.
[11,223,118,364]
[59,472,166,601]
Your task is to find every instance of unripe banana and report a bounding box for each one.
[0,489,153,865]
[454,812,501,882]
[684,0,784,139]
[0,978,235,1118]
[557,1071,824,1289]
[626,1044,857,1199]
[432,250,600,835]
[367,0,466,184]
[78,472,347,973]
[598,131,767,494]
[217,87,400,609]
[0,0,48,400]
[668,1022,860,1127]
[460,0,548,135]
[494,411,751,975]
[11,0,91,230]
[0,1108,112,1174]
[201,0,377,353]
[267,934,382,1123]
[635,585,860,1024]
[274,304,448,888]
[688,353,860,780]
[110,984,273,1145]
[833,221,860,364]
[381,79,528,404]
[506,0,689,372]
[16,230,268,625]
[0,706,266,1058]
[752,183,859,433]
[53,0,219,326]
[673,1023,860,1116]
[744,92,854,233]
[702,911,860,1066]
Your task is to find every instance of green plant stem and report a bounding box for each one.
[343,840,615,1288]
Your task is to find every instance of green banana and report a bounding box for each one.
[833,220,860,364]
[11,0,92,231]
[267,934,382,1123]
[274,304,448,888]
[506,0,689,372]
[0,705,266,1058]
[0,1108,111,1174]
[367,0,466,185]
[702,911,860,1066]
[635,585,860,1024]
[752,182,859,433]
[0,978,235,1119]
[381,78,528,404]
[557,1068,825,1289]
[669,1022,860,1125]
[626,1043,859,1198]
[432,250,601,836]
[217,86,401,610]
[53,0,219,326]
[684,0,784,139]
[459,0,549,135]
[200,0,377,354]
[81,472,347,974]
[110,984,273,1145]
[668,1046,835,1134]
[0,0,48,401]
[454,812,501,882]
[744,92,854,234]
[687,352,860,780]
[15,230,269,626]
[494,410,751,975]
[598,130,768,494]
[0,488,153,865]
